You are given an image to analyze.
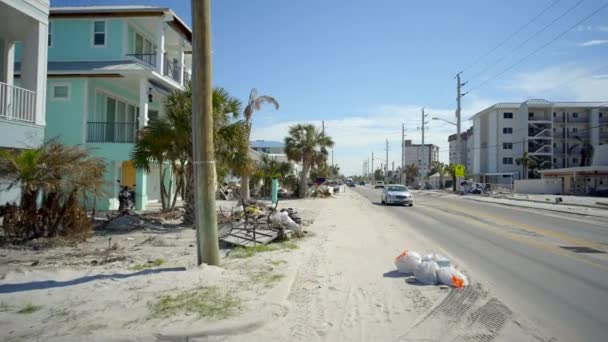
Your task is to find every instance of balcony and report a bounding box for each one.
[87,122,137,143]
[0,81,37,123]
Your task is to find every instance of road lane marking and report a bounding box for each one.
[416,204,608,273]
[423,199,607,252]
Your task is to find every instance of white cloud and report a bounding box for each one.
[507,64,608,101]
[250,100,489,176]
[579,39,608,47]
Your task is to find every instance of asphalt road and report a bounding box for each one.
[354,185,608,342]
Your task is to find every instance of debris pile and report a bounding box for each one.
[394,249,468,288]
[308,185,333,198]
[218,200,305,247]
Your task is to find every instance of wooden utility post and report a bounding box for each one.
[191,0,219,266]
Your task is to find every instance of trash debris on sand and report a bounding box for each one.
[219,200,305,247]
[394,249,468,288]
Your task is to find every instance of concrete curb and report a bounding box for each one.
[464,197,608,218]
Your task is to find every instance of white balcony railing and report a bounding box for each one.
[0,81,36,123]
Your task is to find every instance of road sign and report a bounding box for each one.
[455,164,465,177]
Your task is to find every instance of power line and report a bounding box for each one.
[468,1,608,94]
[468,0,585,84]
[461,0,564,74]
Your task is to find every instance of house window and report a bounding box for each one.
[529,112,533,118]
[572,127,578,133]
[503,158,513,164]
[572,112,578,118]
[572,158,578,164]
[553,158,557,163]
[553,112,556,117]
[48,22,52,47]
[51,83,70,100]
[502,174,511,178]
[503,142,513,149]
[93,21,106,46]
[503,112,513,119]
[503,127,513,134]
[600,112,603,118]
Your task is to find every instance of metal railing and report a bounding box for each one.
[87,122,137,143]
[163,58,182,83]
[126,53,157,67]
[0,81,36,123]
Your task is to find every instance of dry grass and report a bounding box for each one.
[148,286,240,319]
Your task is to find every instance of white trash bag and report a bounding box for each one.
[394,250,422,274]
[422,253,451,268]
[436,266,468,288]
[271,211,302,233]
[414,261,439,285]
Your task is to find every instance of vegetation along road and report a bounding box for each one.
[354,185,608,342]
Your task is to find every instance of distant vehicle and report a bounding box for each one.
[347,181,356,187]
[374,181,385,189]
[381,184,413,206]
[359,181,365,186]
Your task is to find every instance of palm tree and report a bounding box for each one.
[516,152,537,180]
[240,89,279,200]
[134,84,250,223]
[284,124,334,198]
[0,139,106,239]
[403,163,420,185]
[254,154,292,196]
[430,161,447,189]
[444,164,458,191]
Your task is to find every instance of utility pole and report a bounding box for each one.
[456,72,467,190]
[371,152,374,179]
[421,108,429,178]
[385,139,389,181]
[322,120,325,135]
[401,123,405,184]
[191,0,219,266]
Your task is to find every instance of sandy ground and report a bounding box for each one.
[1,190,552,341]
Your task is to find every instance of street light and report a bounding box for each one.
[432,117,457,126]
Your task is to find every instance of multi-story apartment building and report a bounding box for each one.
[403,140,439,177]
[40,5,192,210]
[0,0,49,204]
[470,99,608,183]
[448,126,473,172]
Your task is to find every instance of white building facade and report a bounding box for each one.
[0,0,49,205]
[0,0,49,149]
[403,140,439,178]
[448,126,473,172]
[470,99,608,183]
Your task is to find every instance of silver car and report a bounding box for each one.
[381,184,413,206]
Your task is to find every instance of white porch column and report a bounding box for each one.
[0,39,15,85]
[1,39,15,119]
[473,117,481,174]
[22,22,48,125]
[139,77,149,128]
[178,39,185,86]
[156,21,166,75]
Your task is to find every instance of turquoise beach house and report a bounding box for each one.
[37,6,192,210]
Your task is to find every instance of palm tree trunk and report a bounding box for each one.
[158,163,166,209]
[240,174,250,200]
[299,159,310,198]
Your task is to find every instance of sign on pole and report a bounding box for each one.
[455,164,465,177]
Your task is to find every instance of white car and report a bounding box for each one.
[381,184,414,206]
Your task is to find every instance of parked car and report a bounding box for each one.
[359,181,366,186]
[374,181,385,189]
[381,184,413,206]
[347,181,356,187]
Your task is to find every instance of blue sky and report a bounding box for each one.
[53,0,608,175]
